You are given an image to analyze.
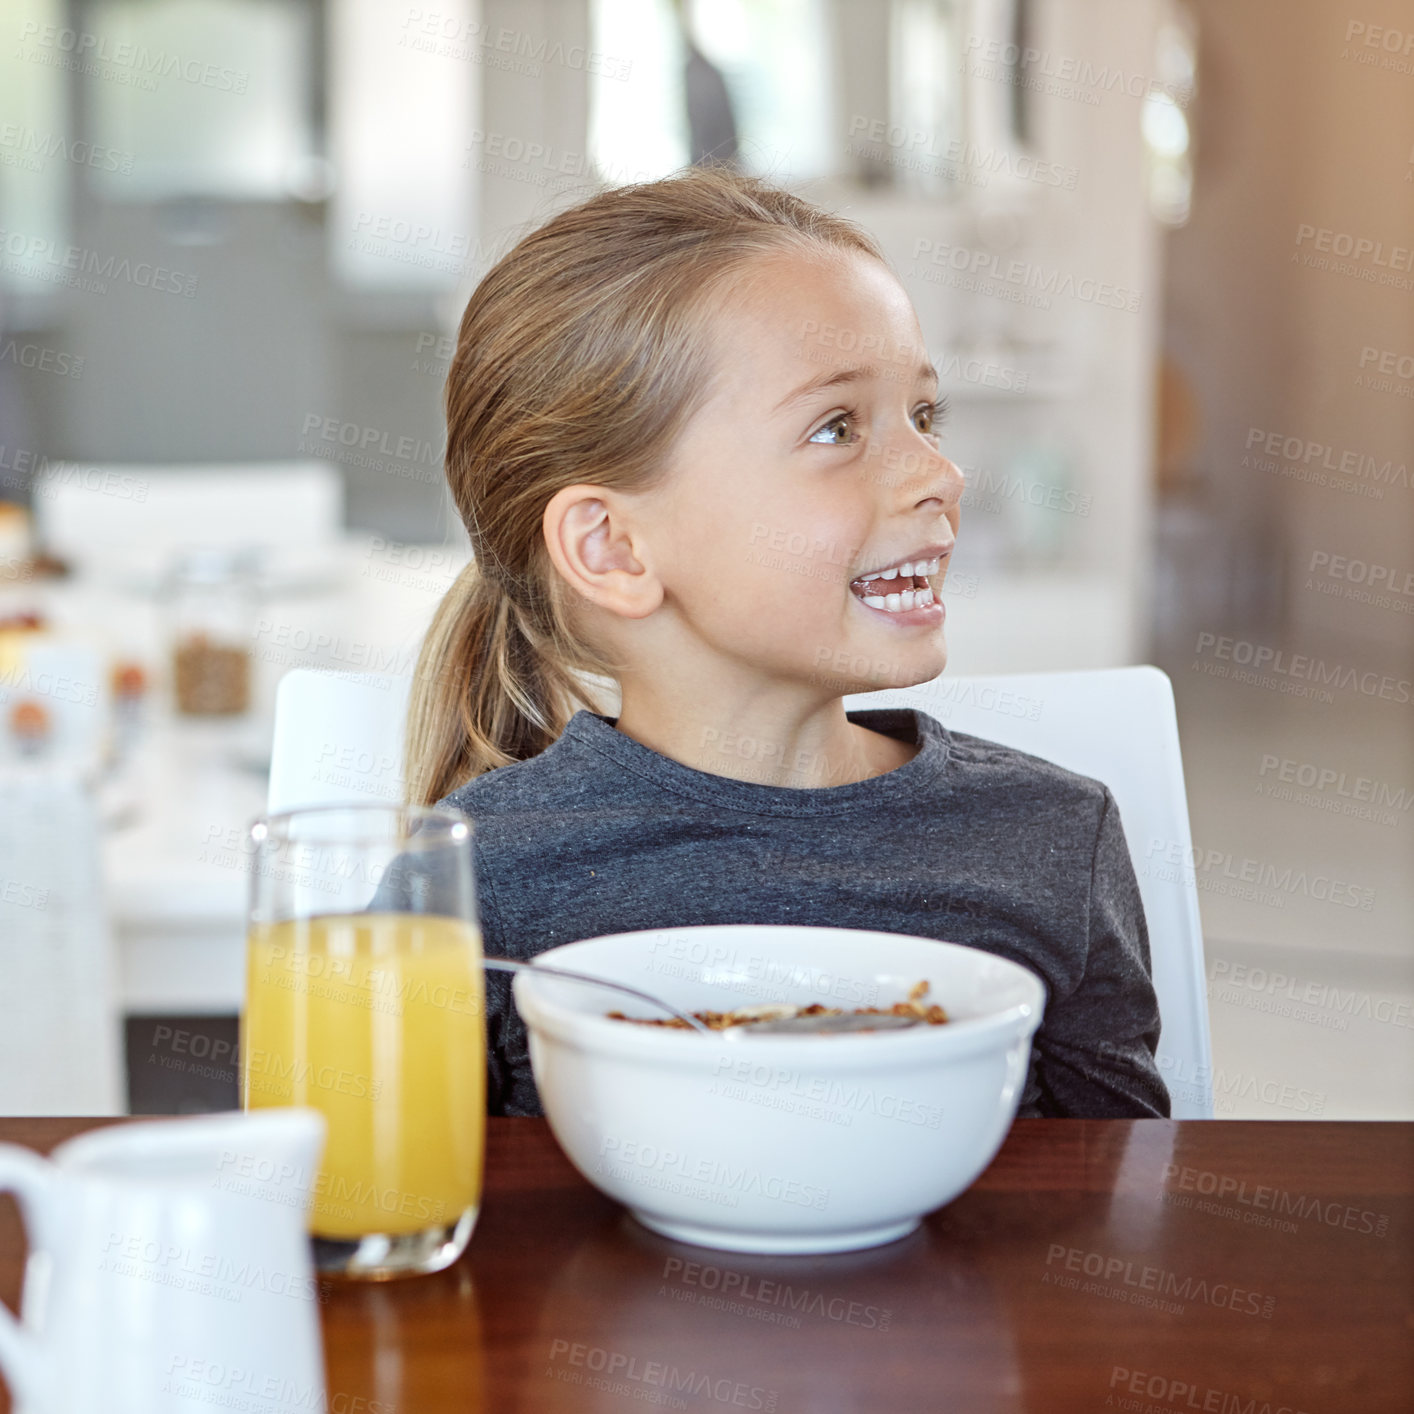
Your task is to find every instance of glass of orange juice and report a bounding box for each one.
[242,804,485,1279]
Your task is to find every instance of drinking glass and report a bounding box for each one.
[242,803,485,1279]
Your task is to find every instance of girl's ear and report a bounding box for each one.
[542,484,664,619]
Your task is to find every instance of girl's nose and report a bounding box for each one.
[909,453,965,514]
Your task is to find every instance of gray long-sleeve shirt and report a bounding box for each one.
[438,707,1170,1119]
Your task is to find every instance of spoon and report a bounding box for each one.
[481,956,714,1035]
[484,958,928,1038]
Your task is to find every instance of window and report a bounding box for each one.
[82,0,319,201]
[1,0,71,294]
[588,0,833,185]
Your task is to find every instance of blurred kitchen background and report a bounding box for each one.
[0,0,1410,1117]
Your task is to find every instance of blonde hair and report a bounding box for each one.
[406,165,885,805]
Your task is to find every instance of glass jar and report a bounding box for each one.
[165,547,259,716]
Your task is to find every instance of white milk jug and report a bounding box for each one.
[0,1108,327,1414]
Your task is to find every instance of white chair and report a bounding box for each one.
[843,667,1213,1117]
[267,669,411,814]
[267,665,1213,1116]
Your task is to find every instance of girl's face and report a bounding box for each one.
[643,247,964,699]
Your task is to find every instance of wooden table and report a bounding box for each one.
[1,1118,1409,1412]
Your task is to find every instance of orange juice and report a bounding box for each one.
[242,912,485,1240]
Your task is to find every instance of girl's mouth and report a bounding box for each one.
[848,556,943,617]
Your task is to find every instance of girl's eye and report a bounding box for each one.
[808,410,857,446]
[913,400,948,438]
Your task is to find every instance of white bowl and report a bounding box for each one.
[513,924,1044,1254]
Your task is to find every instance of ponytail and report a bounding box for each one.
[405,557,606,805]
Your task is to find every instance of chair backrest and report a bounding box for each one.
[843,666,1213,1117]
[267,669,411,814]
[268,665,1213,1117]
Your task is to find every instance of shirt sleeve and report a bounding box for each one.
[473,843,544,1117]
[1023,787,1171,1118]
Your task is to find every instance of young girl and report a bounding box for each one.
[407,165,1168,1120]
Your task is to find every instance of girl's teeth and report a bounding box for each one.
[857,582,937,613]
[851,555,945,609]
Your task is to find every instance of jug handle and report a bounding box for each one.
[0,1145,52,1412]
